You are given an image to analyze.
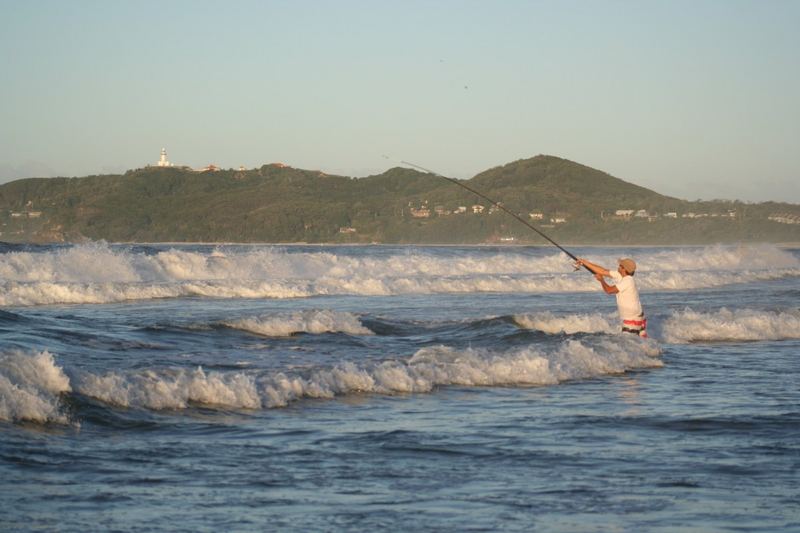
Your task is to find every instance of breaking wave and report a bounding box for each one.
[513,312,618,334]
[76,335,661,410]
[0,242,797,306]
[223,310,373,337]
[663,308,800,343]
[1,337,662,420]
[0,350,72,424]
[76,367,262,411]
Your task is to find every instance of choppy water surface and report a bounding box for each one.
[1,243,798,531]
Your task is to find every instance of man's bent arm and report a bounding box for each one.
[596,274,619,294]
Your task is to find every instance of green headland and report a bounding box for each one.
[1,155,798,244]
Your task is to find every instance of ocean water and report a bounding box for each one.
[1,242,798,532]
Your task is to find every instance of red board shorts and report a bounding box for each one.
[622,316,648,338]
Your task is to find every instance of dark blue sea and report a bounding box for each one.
[1,243,798,532]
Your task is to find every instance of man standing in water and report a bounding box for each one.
[576,257,647,338]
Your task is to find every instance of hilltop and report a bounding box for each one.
[0,155,798,244]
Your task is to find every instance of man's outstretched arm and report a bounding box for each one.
[577,258,611,277]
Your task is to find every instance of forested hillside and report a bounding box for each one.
[1,156,798,244]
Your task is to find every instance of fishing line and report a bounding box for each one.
[389,157,589,271]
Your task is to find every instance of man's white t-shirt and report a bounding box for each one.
[609,270,643,321]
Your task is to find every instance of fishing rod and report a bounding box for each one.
[397,159,590,272]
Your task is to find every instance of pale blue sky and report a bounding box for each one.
[1,0,798,202]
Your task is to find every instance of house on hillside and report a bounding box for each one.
[768,214,800,225]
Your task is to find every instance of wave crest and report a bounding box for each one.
[76,367,262,410]
[73,336,661,411]
[513,312,618,334]
[0,350,72,424]
[223,310,373,337]
[1,242,797,306]
[663,308,800,343]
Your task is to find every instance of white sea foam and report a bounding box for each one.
[224,310,373,337]
[639,243,800,272]
[76,367,262,410]
[663,308,800,343]
[75,336,662,410]
[513,311,618,334]
[0,350,72,424]
[0,242,797,306]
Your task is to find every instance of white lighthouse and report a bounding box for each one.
[157,148,172,167]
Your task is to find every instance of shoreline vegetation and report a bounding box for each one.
[1,155,798,245]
